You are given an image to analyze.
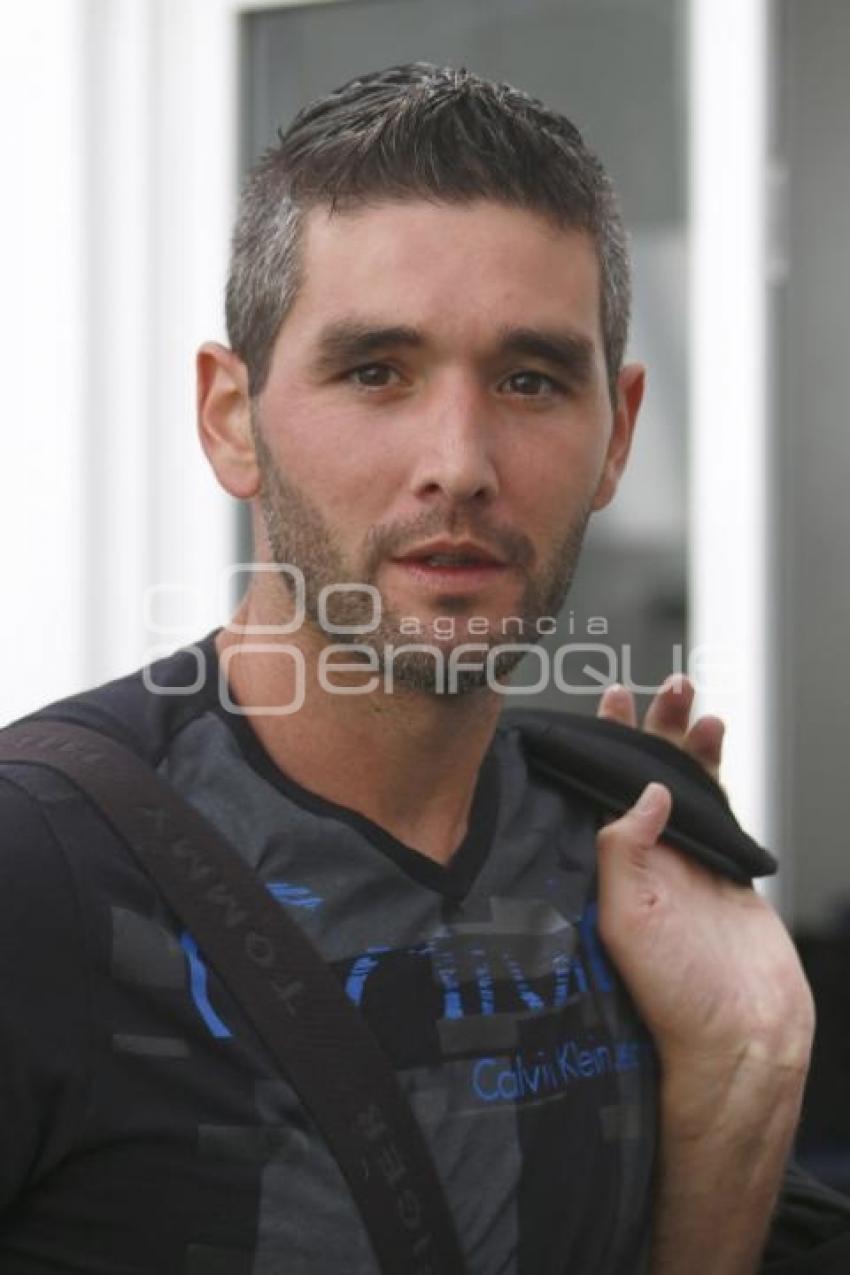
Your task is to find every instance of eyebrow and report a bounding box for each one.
[310,319,597,384]
[494,326,596,383]
[311,323,424,375]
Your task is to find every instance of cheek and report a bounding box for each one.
[513,428,609,517]
[261,391,361,484]
[264,398,404,535]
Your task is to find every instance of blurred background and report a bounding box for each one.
[1,0,848,1187]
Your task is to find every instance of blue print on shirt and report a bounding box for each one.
[181,895,616,1049]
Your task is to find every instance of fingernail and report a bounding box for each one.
[634,782,667,819]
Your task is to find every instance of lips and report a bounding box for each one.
[389,544,509,595]
[393,539,507,567]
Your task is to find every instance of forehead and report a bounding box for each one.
[285,199,603,352]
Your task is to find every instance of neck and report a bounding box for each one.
[214,591,503,865]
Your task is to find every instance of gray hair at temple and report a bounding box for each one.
[225,62,632,405]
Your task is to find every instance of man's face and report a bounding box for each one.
[250,199,637,694]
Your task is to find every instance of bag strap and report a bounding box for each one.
[0,721,466,1275]
[502,708,776,883]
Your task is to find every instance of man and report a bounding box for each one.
[0,63,845,1273]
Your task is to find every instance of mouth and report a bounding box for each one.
[389,543,509,591]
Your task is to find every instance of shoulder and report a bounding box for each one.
[4,629,221,765]
[0,771,94,1050]
[0,767,72,876]
[0,630,223,899]
[0,767,109,956]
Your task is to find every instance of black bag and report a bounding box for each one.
[1,711,847,1274]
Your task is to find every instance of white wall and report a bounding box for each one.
[1,2,89,719]
[0,0,237,726]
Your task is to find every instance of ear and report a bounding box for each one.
[196,342,259,499]
[591,362,645,511]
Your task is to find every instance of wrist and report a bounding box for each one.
[650,1065,804,1275]
[659,1045,809,1145]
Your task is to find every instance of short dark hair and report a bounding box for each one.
[226,62,631,402]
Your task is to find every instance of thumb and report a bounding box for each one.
[596,782,673,874]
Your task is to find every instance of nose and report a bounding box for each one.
[408,378,500,507]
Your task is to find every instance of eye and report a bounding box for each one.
[501,370,564,397]
[347,363,401,389]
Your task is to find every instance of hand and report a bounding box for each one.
[597,677,816,1273]
[598,674,725,783]
[595,781,815,1083]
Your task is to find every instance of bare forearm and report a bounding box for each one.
[649,1059,808,1274]
[593,762,816,1273]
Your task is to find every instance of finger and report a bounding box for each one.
[596,784,672,947]
[596,782,672,877]
[642,674,694,745]
[597,682,638,728]
[683,714,725,783]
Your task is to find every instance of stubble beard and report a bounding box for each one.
[252,422,590,697]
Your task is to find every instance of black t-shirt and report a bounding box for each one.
[0,630,699,1271]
